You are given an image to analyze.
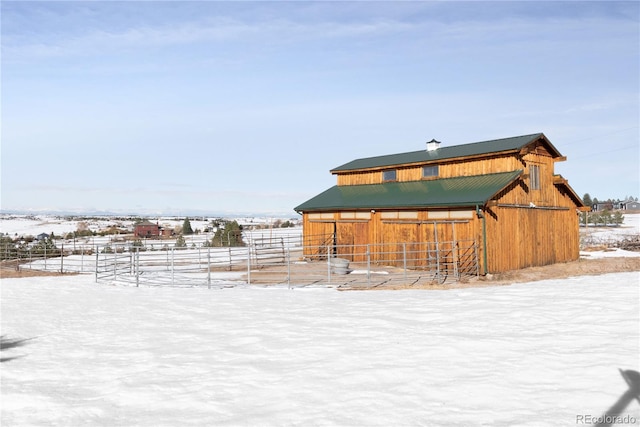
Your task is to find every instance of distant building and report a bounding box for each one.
[134,221,160,238]
[624,201,640,211]
[593,200,640,211]
[36,233,49,241]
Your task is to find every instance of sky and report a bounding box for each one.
[1,1,639,216]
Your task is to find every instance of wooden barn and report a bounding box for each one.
[294,133,588,274]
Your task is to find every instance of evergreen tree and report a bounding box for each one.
[175,235,187,248]
[182,217,194,235]
[612,211,624,227]
[582,193,593,207]
[212,220,244,247]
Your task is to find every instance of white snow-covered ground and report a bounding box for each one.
[2,272,639,426]
[1,213,639,426]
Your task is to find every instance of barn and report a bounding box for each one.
[294,133,588,275]
[133,220,161,238]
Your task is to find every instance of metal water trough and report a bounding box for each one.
[330,257,350,274]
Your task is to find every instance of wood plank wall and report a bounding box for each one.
[485,206,579,272]
[336,155,526,186]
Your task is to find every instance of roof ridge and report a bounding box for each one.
[331,133,545,172]
[443,133,543,150]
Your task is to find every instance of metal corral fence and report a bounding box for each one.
[5,234,479,288]
[1,244,95,274]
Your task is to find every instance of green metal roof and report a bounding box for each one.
[295,170,523,212]
[331,133,558,172]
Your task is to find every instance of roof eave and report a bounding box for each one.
[553,174,587,209]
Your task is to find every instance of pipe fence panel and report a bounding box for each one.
[4,233,479,288]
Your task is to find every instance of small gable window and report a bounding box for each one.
[382,170,397,181]
[530,164,541,190]
[422,165,439,178]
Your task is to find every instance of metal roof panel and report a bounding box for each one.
[331,133,550,172]
[295,170,523,212]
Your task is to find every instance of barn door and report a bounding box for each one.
[418,221,455,272]
[335,222,354,260]
[352,222,370,262]
[381,222,419,267]
[335,221,370,262]
[304,221,336,260]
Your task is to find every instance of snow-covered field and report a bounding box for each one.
[2,273,639,426]
[0,214,293,239]
[1,214,639,426]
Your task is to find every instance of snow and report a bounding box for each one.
[2,213,639,425]
[580,248,640,259]
[2,272,639,426]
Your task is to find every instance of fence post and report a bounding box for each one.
[44,244,47,271]
[435,230,440,280]
[327,245,331,284]
[207,248,211,289]
[453,240,459,280]
[113,246,117,278]
[60,243,64,274]
[171,248,175,286]
[247,245,251,285]
[287,248,291,289]
[95,247,98,283]
[403,242,407,282]
[367,244,371,285]
[136,249,140,288]
[474,242,480,276]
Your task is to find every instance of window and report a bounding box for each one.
[422,165,439,178]
[530,164,540,190]
[382,170,397,181]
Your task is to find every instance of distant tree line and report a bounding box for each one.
[204,220,245,247]
[580,210,624,227]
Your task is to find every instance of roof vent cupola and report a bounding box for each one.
[426,139,441,151]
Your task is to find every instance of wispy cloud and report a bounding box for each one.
[3,9,418,61]
[6,10,635,66]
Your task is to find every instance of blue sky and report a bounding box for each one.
[2,1,638,216]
